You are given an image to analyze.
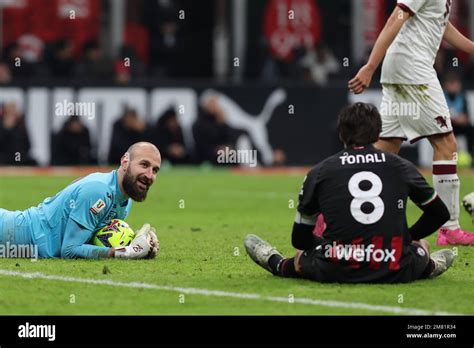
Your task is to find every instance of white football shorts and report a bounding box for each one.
[379,80,453,143]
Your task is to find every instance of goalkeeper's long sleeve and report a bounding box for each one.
[61,218,110,259]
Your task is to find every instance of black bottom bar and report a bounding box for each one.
[0,315,472,346]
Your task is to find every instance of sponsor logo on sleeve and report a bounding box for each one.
[90,199,106,215]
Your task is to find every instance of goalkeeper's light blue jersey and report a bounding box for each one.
[24,170,132,258]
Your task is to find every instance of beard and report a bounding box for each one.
[122,168,150,202]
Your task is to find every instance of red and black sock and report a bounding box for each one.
[420,259,436,279]
[269,255,299,278]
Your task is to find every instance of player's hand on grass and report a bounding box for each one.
[133,223,160,258]
[135,223,160,258]
[134,223,152,238]
[348,64,375,94]
[146,227,160,259]
[114,224,154,259]
[120,223,160,259]
[114,233,152,259]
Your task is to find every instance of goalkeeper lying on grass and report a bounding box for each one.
[0,142,160,259]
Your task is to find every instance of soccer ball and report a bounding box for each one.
[91,219,135,248]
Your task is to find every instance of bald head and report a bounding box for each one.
[126,142,161,161]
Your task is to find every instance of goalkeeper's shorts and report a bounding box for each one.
[0,208,34,246]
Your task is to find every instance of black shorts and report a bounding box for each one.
[298,243,431,284]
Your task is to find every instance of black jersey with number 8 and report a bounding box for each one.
[297,145,435,282]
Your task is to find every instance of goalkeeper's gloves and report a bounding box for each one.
[114,224,153,259]
[146,227,160,259]
[135,223,160,258]
[463,192,474,223]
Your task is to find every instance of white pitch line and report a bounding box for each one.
[0,269,461,316]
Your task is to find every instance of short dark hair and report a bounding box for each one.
[337,103,382,147]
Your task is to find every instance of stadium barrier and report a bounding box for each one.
[1,85,473,166]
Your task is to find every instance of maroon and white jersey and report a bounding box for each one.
[381,0,453,84]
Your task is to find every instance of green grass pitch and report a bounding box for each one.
[0,167,472,315]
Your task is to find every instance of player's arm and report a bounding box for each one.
[409,196,450,240]
[443,22,474,55]
[61,218,111,259]
[62,218,156,259]
[403,160,450,240]
[292,213,324,250]
[292,168,325,250]
[348,6,410,94]
[62,183,115,259]
[65,182,155,259]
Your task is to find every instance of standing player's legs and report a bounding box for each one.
[390,81,474,245]
[429,132,474,245]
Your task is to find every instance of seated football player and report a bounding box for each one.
[0,142,160,259]
[245,103,455,283]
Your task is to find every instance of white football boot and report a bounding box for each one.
[244,234,283,273]
[429,249,455,279]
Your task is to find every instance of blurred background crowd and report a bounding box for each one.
[0,0,473,166]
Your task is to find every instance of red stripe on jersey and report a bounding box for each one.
[369,236,384,270]
[389,236,403,271]
[397,3,415,16]
[433,164,457,175]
